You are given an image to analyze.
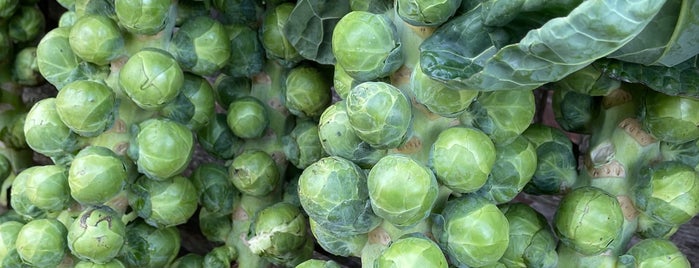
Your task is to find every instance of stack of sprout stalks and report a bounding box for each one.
[1,0,699,267]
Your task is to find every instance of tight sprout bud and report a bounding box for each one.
[260,3,302,66]
[368,154,438,227]
[119,48,184,110]
[397,0,461,27]
[332,11,403,81]
[55,80,116,137]
[643,91,699,143]
[633,161,699,225]
[619,238,690,267]
[299,156,381,235]
[129,118,194,180]
[58,11,76,27]
[16,219,68,267]
[13,47,42,86]
[196,113,241,160]
[8,5,45,42]
[191,163,237,215]
[283,119,326,169]
[10,165,71,219]
[24,98,79,161]
[223,24,264,78]
[129,176,199,228]
[499,203,558,268]
[115,0,171,35]
[0,221,23,265]
[226,96,269,139]
[411,62,477,117]
[0,0,18,19]
[430,127,496,193]
[247,202,308,259]
[38,27,106,90]
[308,219,368,258]
[437,195,509,267]
[170,16,232,76]
[68,206,126,263]
[213,74,252,110]
[68,146,127,205]
[375,235,448,268]
[69,15,124,65]
[228,150,280,196]
[463,90,536,144]
[554,186,624,255]
[284,65,332,118]
[346,82,412,149]
[120,220,181,267]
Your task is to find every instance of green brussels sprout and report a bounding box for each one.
[226,96,269,139]
[552,86,598,134]
[308,219,368,258]
[461,90,536,144]
[170,16,231,76]
[119,220,181,268]
[0,0,18,19]
[436,195,509,267]
[247,202,308,259]
[368,154,438,227]
[284,65,332,118]
[196,113,241,160]
[430,126,496,193]
[296,259,342,268]
[346,81,412,149]
[554,186,624,255]
[476,135,537,204]
[8,5,45,42]
[23,98,80,162]
[618,238,690,268]
[68,206,126,263]
[397,0,461,26]
[260,3,303,66]
[12,47,42,86]
[129,118,194,180]
[411,62,477,117]
[74,259,127,268]
[213,74,252,109]
[69,14,124,65]
[55,80,116,137]
[0,111,26,149]
[10,165,71,219]
[170,253,204,268]
[203,245,237,268]
[521,124,578,195]
[15,218,68,267]
[498,203,558,268]
[643,90,699,143]
[128,175,199,227]
[318,101,387,168]
[222,24,264,78]
[119,48,184,110]
[58,11,77,27]
[228,150,280,196]
[298,156,381,235]
[375,235,448,268]
[633,161,699,225]
[198,207,232,243]
[283,119,327,169]
[115,0,171,35]
[0,221,23,266]
[160,73,216,131]
[191,163,237,215]
[332,11,403,81]
[68,146,127,205]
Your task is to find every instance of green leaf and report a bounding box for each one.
[283,0,351,65]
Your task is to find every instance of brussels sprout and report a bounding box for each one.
[436,195,509,267]
[332,11,403,81]
[196,113,241,160]
[296,259,342,268]
[119,48,184,110]
[283,119,327,169]
[375,235,448,268]
[226,96,269,139]
[115,0,171,35]
[228,150,280,196]
[643,91,699,143]
[476,135,537,204]
[69,14,124,65]
[68,146,127,205]
[461,90,536,144]
[0,0,18,19]
[247,202,308,260]
[0,221,23,266]
[10,165,71,219]
[618,238,690,268]
[170,16,231,75]
[552,87,598,133]
[160,73,215,131]
[128,175,199,227]
[318,101,387,168]
[368,154,438,227]
[346,82,412,149]
[58,10,77,27]
[498,203,557,268]
[397,0,461,26]
[191,163,237,215]
[67,206,126,263]
[213,74,252,109]
[308,219,368,258]
[15,218,68,267]
[8,5,45,42]
[129,118,194,180]
[74,259,127,268]
[119,220,181,267]
[170,253,204,268]
[260,3,303,66]
[0,111,26,149]
[298,156,381,235]
[203,245,237,268]
[633,161,699,225]
[411,62,477,117]
[23,98,80,162]
[554,186,624,255]
[199,207,233,243]
[430,126,496,193]
[55,80,116,137]
[12,47,42,86]
[284,65,332,118]
[521,124,578,195]
[222,24,264,78]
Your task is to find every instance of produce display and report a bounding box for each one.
[2,0,699,267]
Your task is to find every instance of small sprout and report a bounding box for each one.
[68,146,127,205]
[430,127,496,194]
[10,165,71,219]
[68,14,124,65]
[67,206,126,263]
[226,97,269,139]
[115,0,171,35]
[129,118,194,181]
[346,81,412,149]
[55,80,116,137]
[15,219,69,267]
[228,150,280,197]
[119,48,184,111]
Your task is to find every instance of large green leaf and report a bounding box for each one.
[283,0,351,65]
[597,56,699,99]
